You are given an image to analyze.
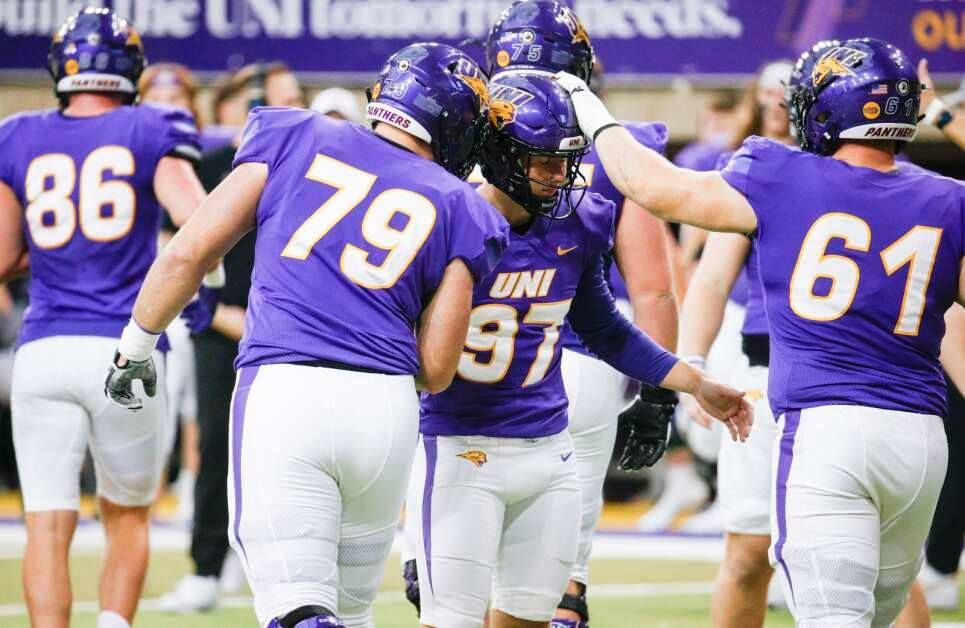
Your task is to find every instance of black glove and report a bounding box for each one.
[616,383,677,470]
[104,350,157,411]
[403,558,420,614]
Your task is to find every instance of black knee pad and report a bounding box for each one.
[558,582,589,622]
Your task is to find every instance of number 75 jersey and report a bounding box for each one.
[233,108,508,375]
[721,137,964,418]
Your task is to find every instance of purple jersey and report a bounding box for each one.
[421,191,678,438]
[741,241,768,335]
[560,122,668,355]
[722,137,964,417]
[0,104,199,348]
[233,107,508,375]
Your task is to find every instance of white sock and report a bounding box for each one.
[97,610,131,628]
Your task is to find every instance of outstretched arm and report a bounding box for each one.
[568,254,751,439]
[555,72,757,234]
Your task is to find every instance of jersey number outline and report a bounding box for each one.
[281,154,436,289]
[458,299,572,387]
[24,146,136,249]
[789,212,943,336]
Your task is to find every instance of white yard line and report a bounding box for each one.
[0,582,718,617]
[0,523,727,561]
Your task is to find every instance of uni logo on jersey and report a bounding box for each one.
[812,47,868,87]
[490,269,558,299]
[456,450,488,468]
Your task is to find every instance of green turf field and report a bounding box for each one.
[0,552,963,627]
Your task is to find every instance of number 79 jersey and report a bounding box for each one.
[721,137,965,418]
[420,191,617,439]
[0,105,200,347]
[232,108,508,375]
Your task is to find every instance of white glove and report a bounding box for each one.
[554,71,621,141]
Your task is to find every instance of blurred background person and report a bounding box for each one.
[310,86,363,123]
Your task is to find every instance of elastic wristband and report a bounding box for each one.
[924,98,950,126]
[592,122,623,143]
[936,109,955,130]
[118,318,161,362]
[202,262,226,288]
[681,355,707,370]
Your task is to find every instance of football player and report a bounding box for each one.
[677,50,818,628]
[0,9,204,628]
[484,4,680,623]
[411,72,750,628]
[104,43,507,628]
[557,37,964,627]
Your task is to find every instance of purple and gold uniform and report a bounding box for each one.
[722,137,963,418]
[722,135,963,625]
[2,102,199,514]
[226,103,508,626]
[421,190,676,439]
[233,107,507,374]
[0,104,199,348]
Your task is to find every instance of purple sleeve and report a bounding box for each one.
[628,122,669,155]
[0,115,21,189]
[568,254,679,386]
[144,104,201,164]
[580,192,617,256]
[446,190,509,282]
[720,137,794,239]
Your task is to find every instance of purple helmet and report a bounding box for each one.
[366,43,490,180]
[486,0,594,82]
[480,73,588,219]
[791,38,920,155]
[47,7,145,105]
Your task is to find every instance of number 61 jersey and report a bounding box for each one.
[0,104,200,347]
[721,137,964,418]
[233,108,509,374]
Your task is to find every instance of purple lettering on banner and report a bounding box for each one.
[0,1,959,82]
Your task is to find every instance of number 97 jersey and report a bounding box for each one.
[721,137,965,418]
[0,104,200,347]
[232,108,509,375]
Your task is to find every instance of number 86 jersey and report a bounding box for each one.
[0,104,199,348]
[721,137,965,418]
[233,108,508,374]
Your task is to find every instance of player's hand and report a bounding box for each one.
[104,350,157,411]
[402,559,420,614]
[616,384,677,470]
[918,59,937,112]
[680,392,715,430]
[180,286,221,336]
[692,377,753,442]
[554,71,620,141]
